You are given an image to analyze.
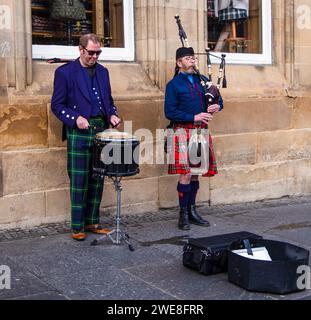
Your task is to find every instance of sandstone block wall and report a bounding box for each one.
[1,1,311,229]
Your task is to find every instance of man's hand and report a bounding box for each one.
[110,115,121,128]
[194,112,213,124]
[207,104,221,114]
[76,116,90,130]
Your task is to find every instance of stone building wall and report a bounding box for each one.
[1,0,311,229]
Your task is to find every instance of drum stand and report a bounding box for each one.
[91,176,135,251]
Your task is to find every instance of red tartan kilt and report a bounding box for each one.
[167,123,218,176]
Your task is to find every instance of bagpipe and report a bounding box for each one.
[175,15,227,108]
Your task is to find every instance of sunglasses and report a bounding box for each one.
[82,46,102,57]
[182,56,196,61]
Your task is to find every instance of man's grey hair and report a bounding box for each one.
[79,34,101,48]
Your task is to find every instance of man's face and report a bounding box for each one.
[79,40,102,67]
[177,55,196,74]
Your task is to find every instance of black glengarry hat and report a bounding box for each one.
[176,47,195,60]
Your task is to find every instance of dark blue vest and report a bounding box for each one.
[82,68,105,117]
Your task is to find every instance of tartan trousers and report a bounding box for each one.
[66,117,108,231]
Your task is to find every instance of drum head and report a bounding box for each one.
[96,130,137,141]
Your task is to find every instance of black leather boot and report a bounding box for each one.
[178,207,191,231]
[188,205,210,227]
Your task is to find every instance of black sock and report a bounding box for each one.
[189,181,200,206]
[177,183,191,208]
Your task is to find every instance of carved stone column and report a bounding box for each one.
[0,0,13,99]
[135,0,205,90]
[291,0,311,91]
[284,0,295,88]
[0,0,32,92]
[25,0,33,87]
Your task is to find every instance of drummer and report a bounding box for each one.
[51,33,121,241]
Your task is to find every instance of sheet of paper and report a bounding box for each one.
[232,247,272,261]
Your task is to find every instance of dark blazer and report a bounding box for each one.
[51,59,118,130]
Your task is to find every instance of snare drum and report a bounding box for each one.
[93,130,140,178]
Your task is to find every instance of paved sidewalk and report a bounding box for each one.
[1,196,311,300]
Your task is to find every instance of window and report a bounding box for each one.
[207,0,272,64]
[32,0,134,61]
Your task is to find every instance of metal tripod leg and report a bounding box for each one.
[91,176,135,251]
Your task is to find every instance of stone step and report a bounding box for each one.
[1,158,311,230]
[210,159,311,205]
[0,176,159,230]
[159,159,311,208]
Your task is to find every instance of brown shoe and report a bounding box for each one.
[85,224,111,234]
[72,231,86,241]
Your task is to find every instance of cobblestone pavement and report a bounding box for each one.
[1,196,311,301]
[1,195,310,242]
